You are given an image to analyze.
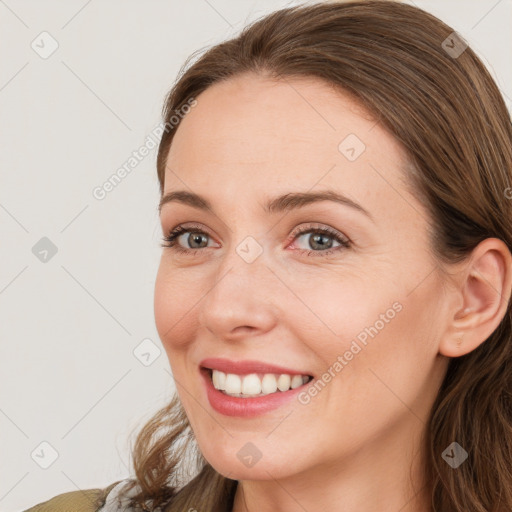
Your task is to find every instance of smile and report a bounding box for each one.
[210,369,312,397]
[199,358,314,417]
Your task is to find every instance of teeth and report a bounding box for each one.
[277,374,291,391]
[261,374,277,395]
[291,375,304,389]
[212,369,226,390]
[210,370,310,397]
[225,374,242,394]
[242,374,261,395]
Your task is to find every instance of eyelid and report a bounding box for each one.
[287,223,350,243]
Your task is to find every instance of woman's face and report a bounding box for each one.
[154,73,451,481]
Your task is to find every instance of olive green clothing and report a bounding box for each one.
[23,480,124,512]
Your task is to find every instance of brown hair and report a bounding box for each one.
[114,1,512,510]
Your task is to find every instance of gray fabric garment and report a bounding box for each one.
[97,479,138,511]
[98,479,168,512]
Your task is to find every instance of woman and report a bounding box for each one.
[25,0,512,511]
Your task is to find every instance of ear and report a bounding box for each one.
[439,237,512,358]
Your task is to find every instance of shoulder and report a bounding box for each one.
[23,479,127,512]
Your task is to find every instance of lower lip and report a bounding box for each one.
[200,368,309,417]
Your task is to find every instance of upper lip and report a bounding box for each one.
[200,357,312,376]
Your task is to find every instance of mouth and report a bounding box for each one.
[200,366,314,398]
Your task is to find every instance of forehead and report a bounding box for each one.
[164,73,414,219]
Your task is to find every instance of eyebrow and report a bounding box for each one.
[158,189,374,221]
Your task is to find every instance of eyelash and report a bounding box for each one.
[160,223,351,257]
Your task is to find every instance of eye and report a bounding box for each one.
[160,223,215,255]
[288,224,351,257]
[160,223,351,257]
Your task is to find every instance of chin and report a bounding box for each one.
[197,441,302,481]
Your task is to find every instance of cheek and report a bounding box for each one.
[288,262,435,379]
[153,262,202,351]
[324,273,445,417]
[286,267,397,349]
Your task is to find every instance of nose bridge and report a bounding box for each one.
[199,233,277,337]
[215,213,271,281]
[206,231,270,304]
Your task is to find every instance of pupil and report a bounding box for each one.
[190,233,206,248]
[311,233,332,250]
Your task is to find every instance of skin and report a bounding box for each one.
[154,72,512,512]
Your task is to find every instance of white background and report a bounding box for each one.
[1,1,511,510]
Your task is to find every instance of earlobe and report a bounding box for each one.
[438,238,512,358]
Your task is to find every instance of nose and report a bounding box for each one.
[198,244,278,342]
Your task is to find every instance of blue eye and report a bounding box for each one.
[160,223,351,257]
[160,224,213,255]
[291,226,350,257]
